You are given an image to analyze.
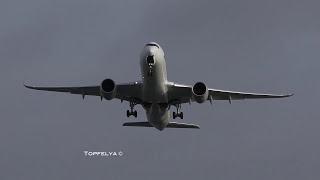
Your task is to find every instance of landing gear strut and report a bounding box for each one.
[127,101,137,118]
[147,55,155,77]
[173,104,183,119]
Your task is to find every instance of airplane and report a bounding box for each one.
[25,42,293,131]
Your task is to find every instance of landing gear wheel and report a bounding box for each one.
[126,101,137,118]
[173,104,183,119]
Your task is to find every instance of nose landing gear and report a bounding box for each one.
[146,55,155,77]
[148,67,153,77]
[172,104,183,119]
[126,101,137,118]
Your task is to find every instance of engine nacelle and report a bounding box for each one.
[100,79,116,100]
[192,82,209,103]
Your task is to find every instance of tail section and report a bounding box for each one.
[123,122,200,129]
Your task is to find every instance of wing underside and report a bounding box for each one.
[167,83,293,105]
[24,84,100,96]
[25,82,292,105]
[209,88,293,100]
[24,82,143,103]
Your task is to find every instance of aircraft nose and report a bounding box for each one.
[145,47,156,56]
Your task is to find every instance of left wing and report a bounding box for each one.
[24,82,143,103]
[167,82,293,105]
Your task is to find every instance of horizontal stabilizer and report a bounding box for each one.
[123,122,152,127]
[123,122,200,129]
[167,122,200,129]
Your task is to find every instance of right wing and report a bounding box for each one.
[24,82,144,103]
[208,88,294,100]
[167,82,293,105]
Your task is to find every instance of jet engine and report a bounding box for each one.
[192,82,209,103]
[100,78,116,100]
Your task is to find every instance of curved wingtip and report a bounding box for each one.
[24,82,35,89]
[24,82,30,88]
[285,93,294,97]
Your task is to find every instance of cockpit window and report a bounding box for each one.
[146,43,159,48]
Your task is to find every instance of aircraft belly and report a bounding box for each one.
[146,103,169,130]
[142,68,168,103]
[143,84,167,102]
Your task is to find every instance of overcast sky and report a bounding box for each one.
[0,0,319,179]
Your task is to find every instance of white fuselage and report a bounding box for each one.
[139,43,170,130]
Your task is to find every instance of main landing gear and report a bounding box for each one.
[127,101,137,118]
[173,104,183,119]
